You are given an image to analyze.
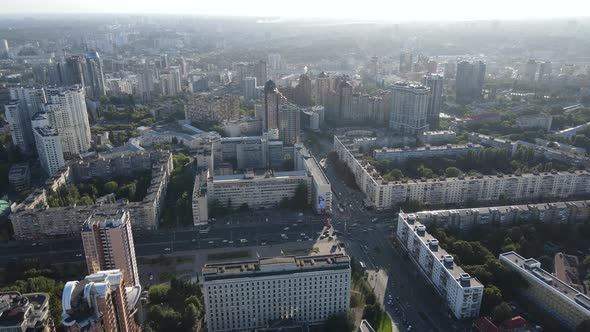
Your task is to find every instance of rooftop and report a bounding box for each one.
[203,254,350,282]
[400,213,483,289]
[500,251,590,314]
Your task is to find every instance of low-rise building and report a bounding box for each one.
[372,143,481,162]
[499,252,590,331]
[396,213,483,319]
[203,254,351,332]
[0,292,54,332]
[516,114,553,131]
[8,163,30,191]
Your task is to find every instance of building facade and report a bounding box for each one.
[81,210,140,288]
[372,144,482,163]
[0,292,54,332]
[62,270,141,332]
[499,252,590,331]
[396,213,483,319]
[203,254,351,332]
[456,61,486,104]
[388,82,430,135]
[422,74,443,129]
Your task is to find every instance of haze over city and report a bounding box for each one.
[1,2,590,332]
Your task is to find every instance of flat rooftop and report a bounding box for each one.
[202,254,350,282]
[500,251,590,313]
[400,213,483,288]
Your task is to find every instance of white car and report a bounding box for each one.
[240,239,248,243]
[222,239,228,243]
[208,241,214,244]
[164,248,171,251]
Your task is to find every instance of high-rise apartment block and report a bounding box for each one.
[422,74,443,129]
[44,87,92,157]
[263,80,286,131]
[279,103,301,145]
[0,39,8,55]
[5,87,48,152]
[62,270,141,332]
[499,252,590,331]
[455,60,485,104]
[32,112,65,176]
[203,254,351,332]
[0,291,54,332]
[399,52,413,73]
[84,51,106,98]
[396,213,483,319]
[388,82,430,135]
[81,210,140,288]
[242,76,258,99]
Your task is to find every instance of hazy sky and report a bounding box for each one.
[2,0,589,22]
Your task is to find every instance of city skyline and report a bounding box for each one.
[0,0,588,22]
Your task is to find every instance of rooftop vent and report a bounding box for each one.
[443,255,454,263]
[459,273,471,282]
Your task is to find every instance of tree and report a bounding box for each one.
[482,285,503,313]
[148,284,170,304]
[104,181,118,194]
[491,302,513,323]
[384,168,403,181]
[444,167,462,178]
[577,319,590,332]
[325,311,355,332]
[363,303,385,328]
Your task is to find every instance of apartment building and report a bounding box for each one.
[206,170,312,210]
[418,131,456,146]
[0,292,54,332]
[62,270,141,332]
[11,151,173,239]
[295,145,332,214]
[396,213,483,319]
[185,94,240,124]
[372,143,481,163]
[81,210,140,288]
[499,252,590,331]
[192,172,209,226]
[334,135,590,209]
[403,200,590,231]
[203,254,351,332]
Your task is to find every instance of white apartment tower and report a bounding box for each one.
[389,82,430,135]
[396,213,483,319]
[5,87,48,152]
[31,112,65,176]
[203,254,351,332]
[44,87,92,157]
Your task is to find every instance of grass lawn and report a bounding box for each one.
[376,314,393,332]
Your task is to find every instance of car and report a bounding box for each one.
[281,233,287,238]
[222,239,228,243]
[208,241,214,244]
[32,243,37,246]
[296,239,302,242]
[261,242,267,245]
[76,253,83,257]
[283,227,290,230]
[149,274,154,281]
[240,239,248,243]
[164,248,171,251]
[300,233,306,236]
[191,239,196,242]
[228,241,234,244]
[307,238,313,241]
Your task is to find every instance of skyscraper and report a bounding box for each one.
[313,71,332,106]
[263,80,286,130]
[399,52,413,73]
[455,60,486,104]
[137,68,155,102]
[279,103,301,145]
[254,60,267,86]
[85,51,106,98]
[422,74,443,129]
[389,82,430,135]
[524,59,538,81]
[242,76,258,99]
[63,55,86,87]
[62,270,142,332]
[44,87,92,157]
[1,39,9,55]
[81,210,140,288]
[31,112,65,176]
[268,53,282,70]
[295,73,312,106]
[4,101,32,152]
[338,80,353,120]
